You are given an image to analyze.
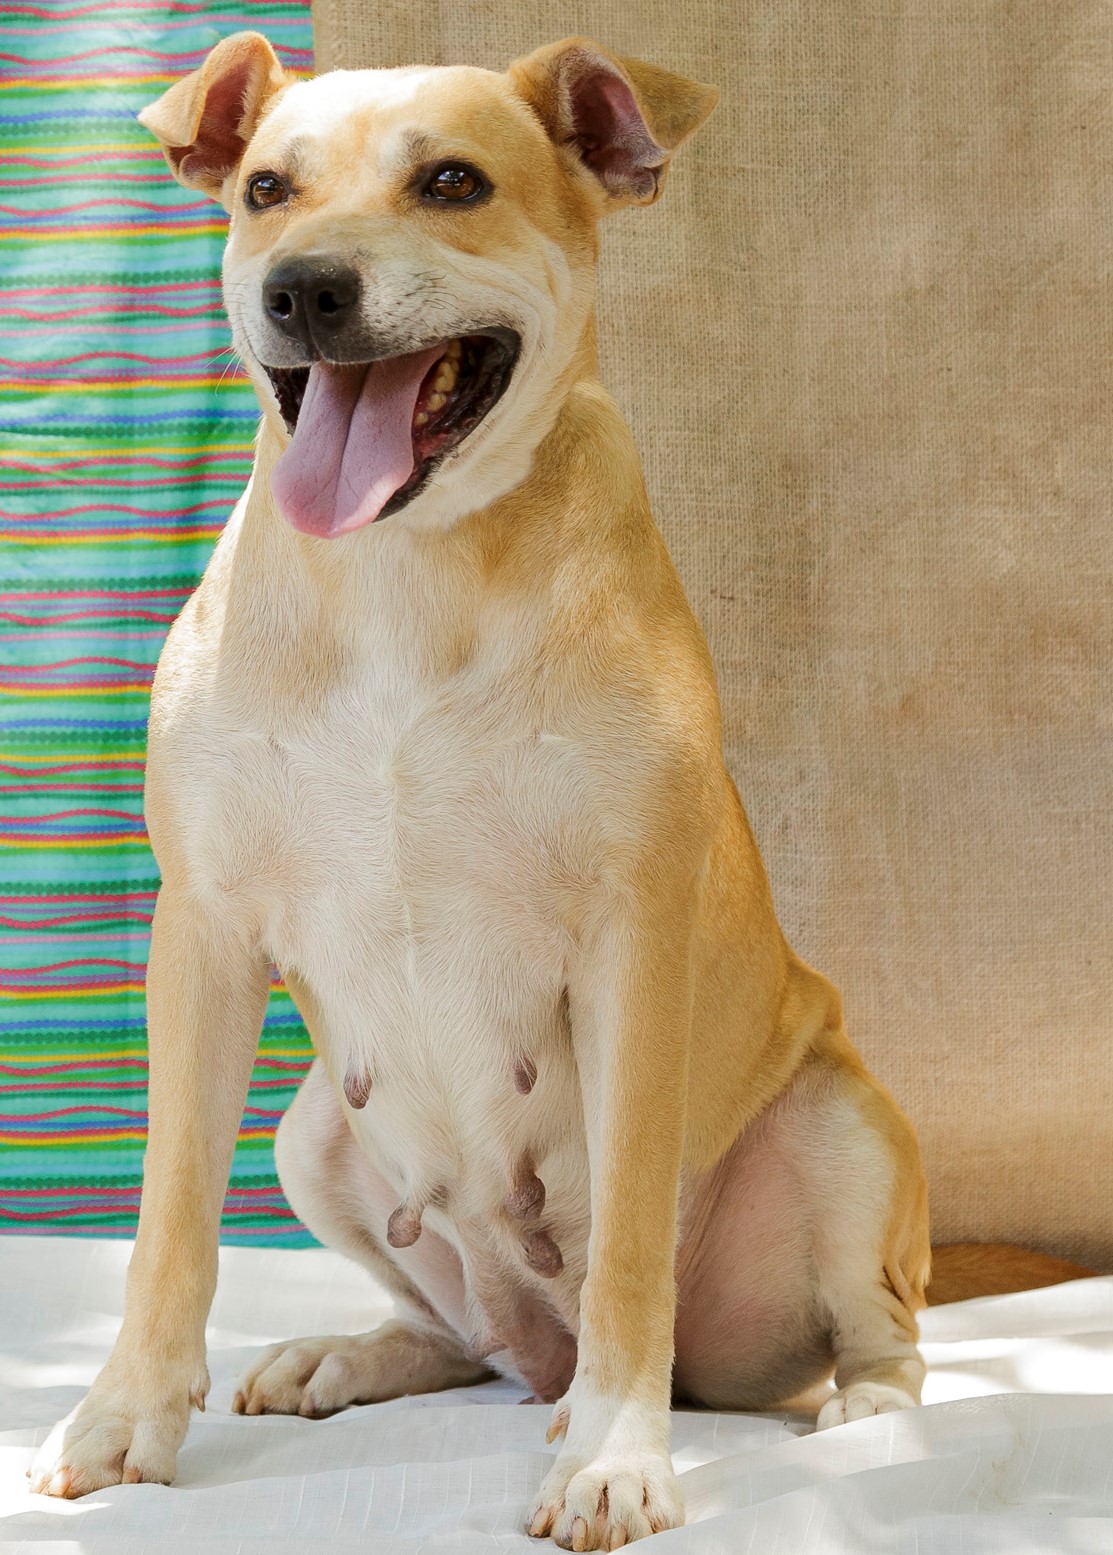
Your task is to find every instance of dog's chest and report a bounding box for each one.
[243,661,582,985]
[193,645,595,1298]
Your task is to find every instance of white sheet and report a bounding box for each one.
[2,1237,1111,1552]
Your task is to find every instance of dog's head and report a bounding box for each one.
[139,34,716,535]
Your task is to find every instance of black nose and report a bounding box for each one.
[263,258,362,346]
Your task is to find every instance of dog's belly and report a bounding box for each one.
[197,691,598,1341]
[279,857,591,1338]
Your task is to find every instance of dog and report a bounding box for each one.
[29,32,931,1548]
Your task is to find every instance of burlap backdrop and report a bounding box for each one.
[311,1,1113,1269]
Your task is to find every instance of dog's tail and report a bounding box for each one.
[925,1242,1097,1305]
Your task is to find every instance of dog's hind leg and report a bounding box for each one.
[234,1059,491,1417]
[673,1018,929,1426]
[234,1321,486,1417]
[809,1042,930,1427]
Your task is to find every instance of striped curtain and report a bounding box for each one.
[1,1,316,1243]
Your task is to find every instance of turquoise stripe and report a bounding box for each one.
[1,0,317,1246]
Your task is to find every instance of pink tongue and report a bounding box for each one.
[271,346,444,537]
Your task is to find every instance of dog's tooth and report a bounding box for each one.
[413,410,429,428]
[432,361,458,392]
[426,391,447,411]
[446,337,463,359]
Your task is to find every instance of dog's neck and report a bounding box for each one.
[224,337,652,696]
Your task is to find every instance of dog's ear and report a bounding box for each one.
[509,38,718,211]
[138,31,290,205]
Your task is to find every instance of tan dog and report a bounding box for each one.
[29,33,931,1549]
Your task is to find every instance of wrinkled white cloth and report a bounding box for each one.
[1,1237,1111,1552]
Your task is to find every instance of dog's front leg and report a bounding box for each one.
[29,886,271,1496]
[529,893,695,1549]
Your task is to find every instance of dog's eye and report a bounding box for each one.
[246,172,289,211]
[423,164,487,202]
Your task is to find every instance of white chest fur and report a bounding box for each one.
[170,581,598,1325]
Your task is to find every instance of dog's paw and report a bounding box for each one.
[527,1452,682,1549]
[527,1389,682,1548]
[816,1380,918,1429]
[233,1335,367,1418]
[234,1333,386,1418]
[28,1367,199,1497]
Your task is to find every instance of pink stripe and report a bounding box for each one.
[1,1061,304,1077]
[0,14,308,37]
[6,1,268,18]
[6,1105,145,1120]
[1,153,161,166]
[1,454,242,472]
[0,319,216,333]
[0,631,155,644]
[0,930,147,945]
[1,902,148,913]
[5,373,242,388]
[5,306,220,322]
[12,1105,281,1121]
[2,1184,292,1196]
[0,1209,292,1220]
[0,917,152,931]
[0,631,165,644]
[0,221,222,239]
[0,784,146,796]
[0,677,152,690]
[0,611,178,625]
[3,281,219,297]
[2,901,155,908]
[1,1062,149,1076]
[2,957,143,973]
[0,175,164,186]
[0,198,212,215]
[6,656,156,670]
[1,586,189,598]
[0,45,208,65]
[1,476,237,491]
[2,530,219,543]
[2,350,226,366]
[10,662,157,681]
[2,500,227,516]
[5,809,140,822]
[2,894,156,904]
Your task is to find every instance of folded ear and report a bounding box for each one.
[137,31,291,204]
[509,37,718,212]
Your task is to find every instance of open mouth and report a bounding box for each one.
[263,329,520,537]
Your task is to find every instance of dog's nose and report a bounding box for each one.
[263,259,362,345]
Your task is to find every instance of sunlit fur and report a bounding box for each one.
[30,33,940,1549]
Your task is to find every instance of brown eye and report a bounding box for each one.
[246,172,288,211]
[424,163,487,202]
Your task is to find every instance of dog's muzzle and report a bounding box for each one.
[253,258,521,538]
[262,256,364,357]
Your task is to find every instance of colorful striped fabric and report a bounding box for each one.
[1,1,318,1243]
